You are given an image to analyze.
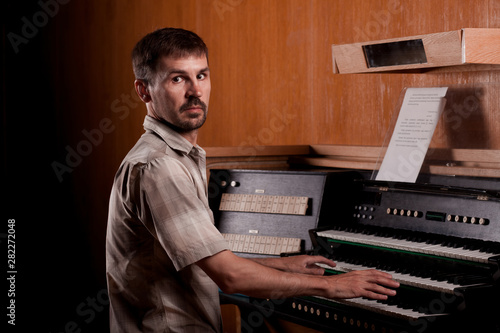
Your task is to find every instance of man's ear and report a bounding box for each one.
[134,79,151,103]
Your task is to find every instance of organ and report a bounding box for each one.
[209,168,500,332]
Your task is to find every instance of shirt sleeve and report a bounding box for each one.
[135,156,228,271]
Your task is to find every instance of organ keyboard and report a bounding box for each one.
[210,169,500,332]
[315,227,499,264]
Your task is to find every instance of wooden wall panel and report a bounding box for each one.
[46,0,500,159]
[43,0,500,275]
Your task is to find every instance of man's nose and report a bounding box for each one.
[186,81,202,98]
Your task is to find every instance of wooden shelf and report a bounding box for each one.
[205,145,500,178]
[332,28,500,73]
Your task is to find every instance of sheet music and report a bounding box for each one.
[376,87,448,182]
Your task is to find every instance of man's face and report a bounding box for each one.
[147,54,210,132]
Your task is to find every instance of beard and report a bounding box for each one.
[153,96,208,133]
[178,96,208,131]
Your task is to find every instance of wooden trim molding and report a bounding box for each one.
[205,145,310,157]
[205,145,500,178]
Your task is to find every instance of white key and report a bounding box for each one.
[316,230,499,264]
[312,296,449,321]
[316,262,460,294]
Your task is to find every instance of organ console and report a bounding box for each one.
[209,168,500,333]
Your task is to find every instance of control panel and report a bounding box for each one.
[348,179,499,242]
[209,169,360,256]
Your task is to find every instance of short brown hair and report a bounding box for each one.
[131,28,208,84]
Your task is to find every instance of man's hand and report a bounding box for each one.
[198,250,399,300]
[249,254,336,275]
[276,255,337,275]
[325,269,399,300]
[266,255,399,300]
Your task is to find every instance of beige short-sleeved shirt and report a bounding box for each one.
[106,116,229,332]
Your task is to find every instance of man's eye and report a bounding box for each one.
[172,76,183,83]
[197,73,206,80]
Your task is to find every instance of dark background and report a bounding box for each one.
[3,2,109,332]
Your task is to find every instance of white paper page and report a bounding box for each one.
[376,87,448,182]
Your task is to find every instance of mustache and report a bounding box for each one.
[180,97,207,112]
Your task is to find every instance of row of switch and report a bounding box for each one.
[219,193,308,215]
[222,233,301,255]
[353,205,375,220]
[447,214,489,225]
[386,207,490,226]
[386,208,423,218]
[291,301,378,332]
[355,205,490,227]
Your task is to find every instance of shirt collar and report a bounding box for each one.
[143,116,202,155]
